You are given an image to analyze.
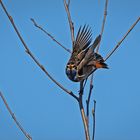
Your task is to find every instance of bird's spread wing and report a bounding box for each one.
[73,25,92,53]
[77,35,101,71]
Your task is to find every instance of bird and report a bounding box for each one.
[66,25,108,82]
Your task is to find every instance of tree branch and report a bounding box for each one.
[96,0,108,53]
[64,0,75,46]
[30,18,71,53]
[0,1,78,101]
[0,91,32,140]
[78,81,90,140]
[105,16,140,61]
[86,74,94,128]
[92,100,96,140]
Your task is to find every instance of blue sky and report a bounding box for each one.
[0,0,140,140]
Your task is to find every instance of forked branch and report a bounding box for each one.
[30,18,71,53]
[105,17,140,61]
[0,91,32,140]
[64,0,75,45]
[0,1,78,101]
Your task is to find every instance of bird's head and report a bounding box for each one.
[66,62,78,82]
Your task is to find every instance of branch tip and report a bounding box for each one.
[64,0,75,44]
[31,18,71,53]
[105,16,140,61]
[96,0,108,53]
[0,91,32,140]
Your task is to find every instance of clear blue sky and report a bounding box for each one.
[0,0,140,140]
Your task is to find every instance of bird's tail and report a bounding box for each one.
[94,53,108,69]
[95,61,108,69]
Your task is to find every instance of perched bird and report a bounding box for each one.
[66,25,108,82]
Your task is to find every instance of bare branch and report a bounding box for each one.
[30,18,71,53]
[92,100,96,140]
[79,81,90,140]
[0,91,32,140]
[105,17,140,61]
[0,1,78,101]
[64,0,75,45]
[96,0,108,53]
[86,74,94,128]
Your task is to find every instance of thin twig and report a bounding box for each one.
[96,0,108,53]
[30,18,71,53]
[0,1,78,101]
[79,81,90,140]
[64,0,75,46]
[105,17,140,61]
[92,100,96,140]
[0,91,32,140]
[86,74,94,128]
